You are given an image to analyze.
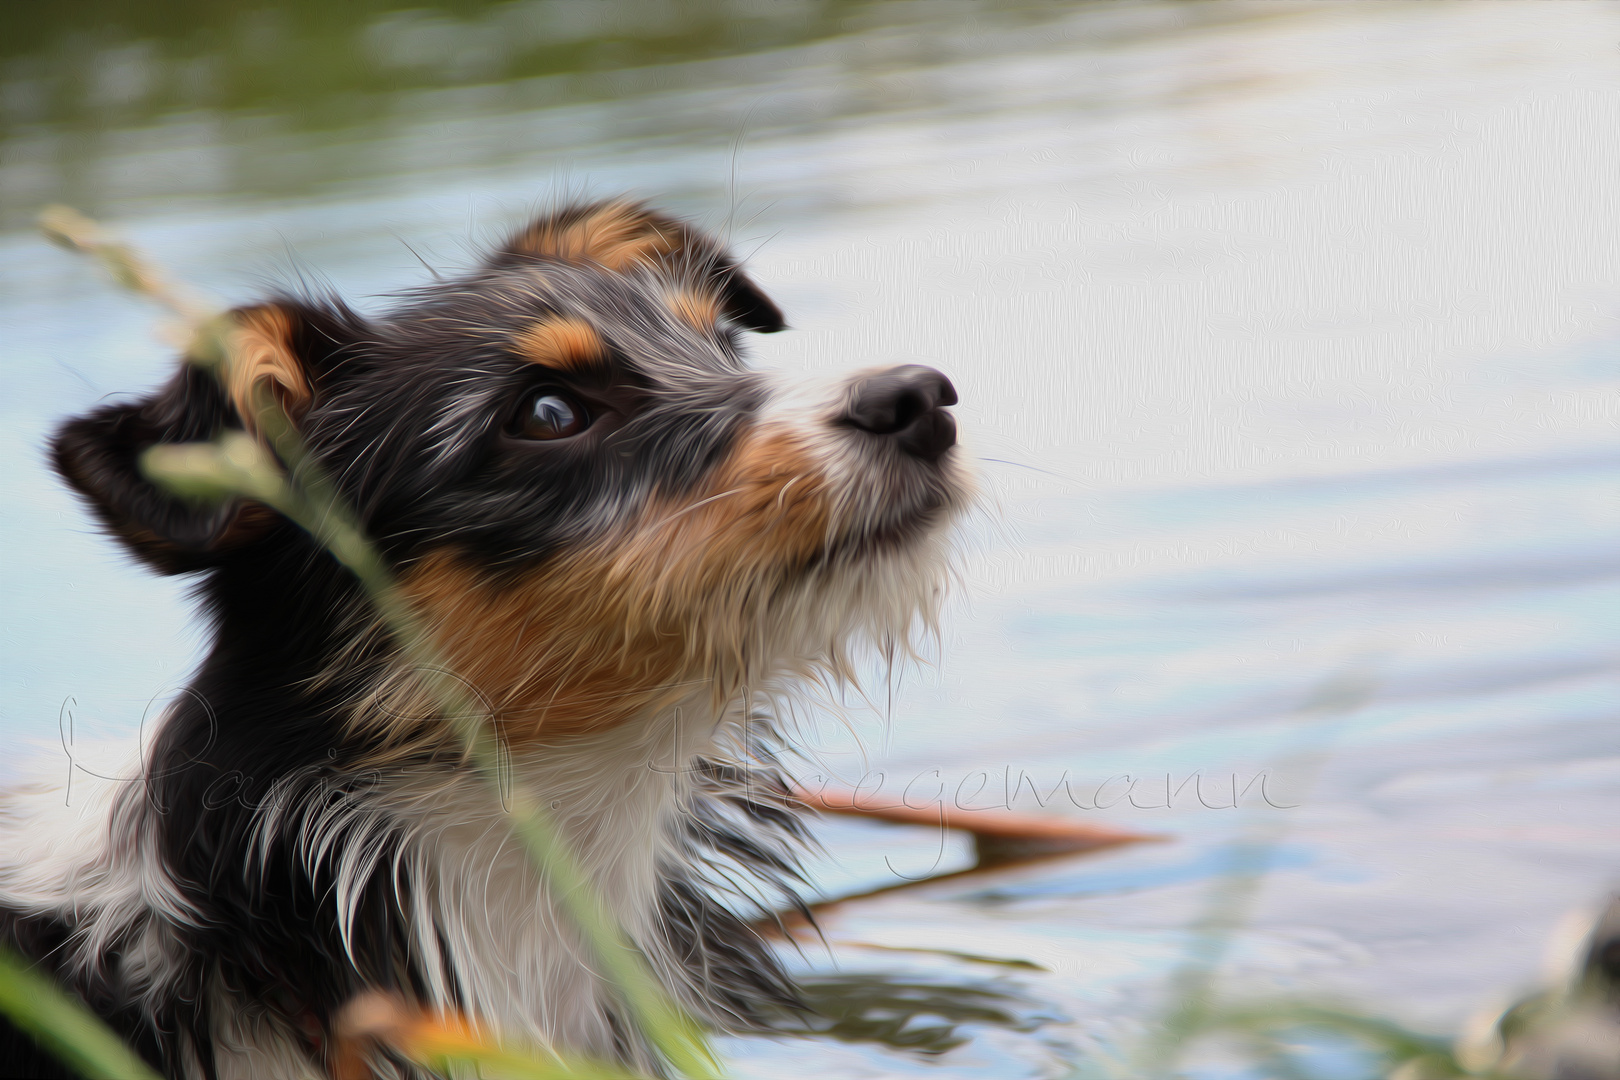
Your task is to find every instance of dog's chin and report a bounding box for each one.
[829,466,969,566]
[852,502,952,558]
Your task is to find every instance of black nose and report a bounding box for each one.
[842,365,959,461]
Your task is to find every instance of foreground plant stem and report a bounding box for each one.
[0,946,164,1080]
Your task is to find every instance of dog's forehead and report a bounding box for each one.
[393,262,740,384]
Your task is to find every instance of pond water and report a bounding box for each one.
[3,2,1618,1076]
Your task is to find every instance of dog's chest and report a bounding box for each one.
[361,708,709,1053]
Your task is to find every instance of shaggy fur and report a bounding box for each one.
[0,200,968,1079]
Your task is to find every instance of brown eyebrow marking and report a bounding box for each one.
[510,316,607,370]
[665,287,720,330]
[510,201,675,272]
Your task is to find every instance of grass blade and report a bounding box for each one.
[0,947,163,1080]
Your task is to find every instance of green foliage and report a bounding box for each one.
[0,946,163,1080]
[0,0,870,141]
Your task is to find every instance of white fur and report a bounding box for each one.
[0,753,198,1023]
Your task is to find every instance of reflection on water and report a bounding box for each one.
[771,973,1052,1055]
[4,1,1619,1076]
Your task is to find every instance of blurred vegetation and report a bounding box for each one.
[0,0,1082,228]
[0,0,1069,139]
[0,946,163,1080]
[2,1,846,134]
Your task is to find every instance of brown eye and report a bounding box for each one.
[519,393,588,440]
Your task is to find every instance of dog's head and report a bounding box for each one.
[53,201,971,743]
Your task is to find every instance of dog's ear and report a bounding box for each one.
[51,298,367,574]
[489,200,787,333]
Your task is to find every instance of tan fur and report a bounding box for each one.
[369,427,834,749]
[665,288,720,331]
[510,316,608,370]
[510,202,676,272]
[227,306,312,434]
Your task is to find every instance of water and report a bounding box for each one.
[3,2,1618,1075]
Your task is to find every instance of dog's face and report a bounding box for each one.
[54,201,970,743]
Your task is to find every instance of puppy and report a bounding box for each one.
[0,200,967,1078]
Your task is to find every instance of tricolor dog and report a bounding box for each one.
[0,201,968,1078]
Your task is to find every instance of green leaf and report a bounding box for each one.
[0,946,164,1080]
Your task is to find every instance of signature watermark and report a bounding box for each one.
[800,767,1298,813]
[53,688,1298,818]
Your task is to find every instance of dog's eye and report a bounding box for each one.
[519,392,589,440]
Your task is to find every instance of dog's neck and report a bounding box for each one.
[336,690,739,1057]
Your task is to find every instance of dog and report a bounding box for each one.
[0,200,968,1078]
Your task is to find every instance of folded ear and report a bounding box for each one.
[51,298,367,574]
[490,200,787,333]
